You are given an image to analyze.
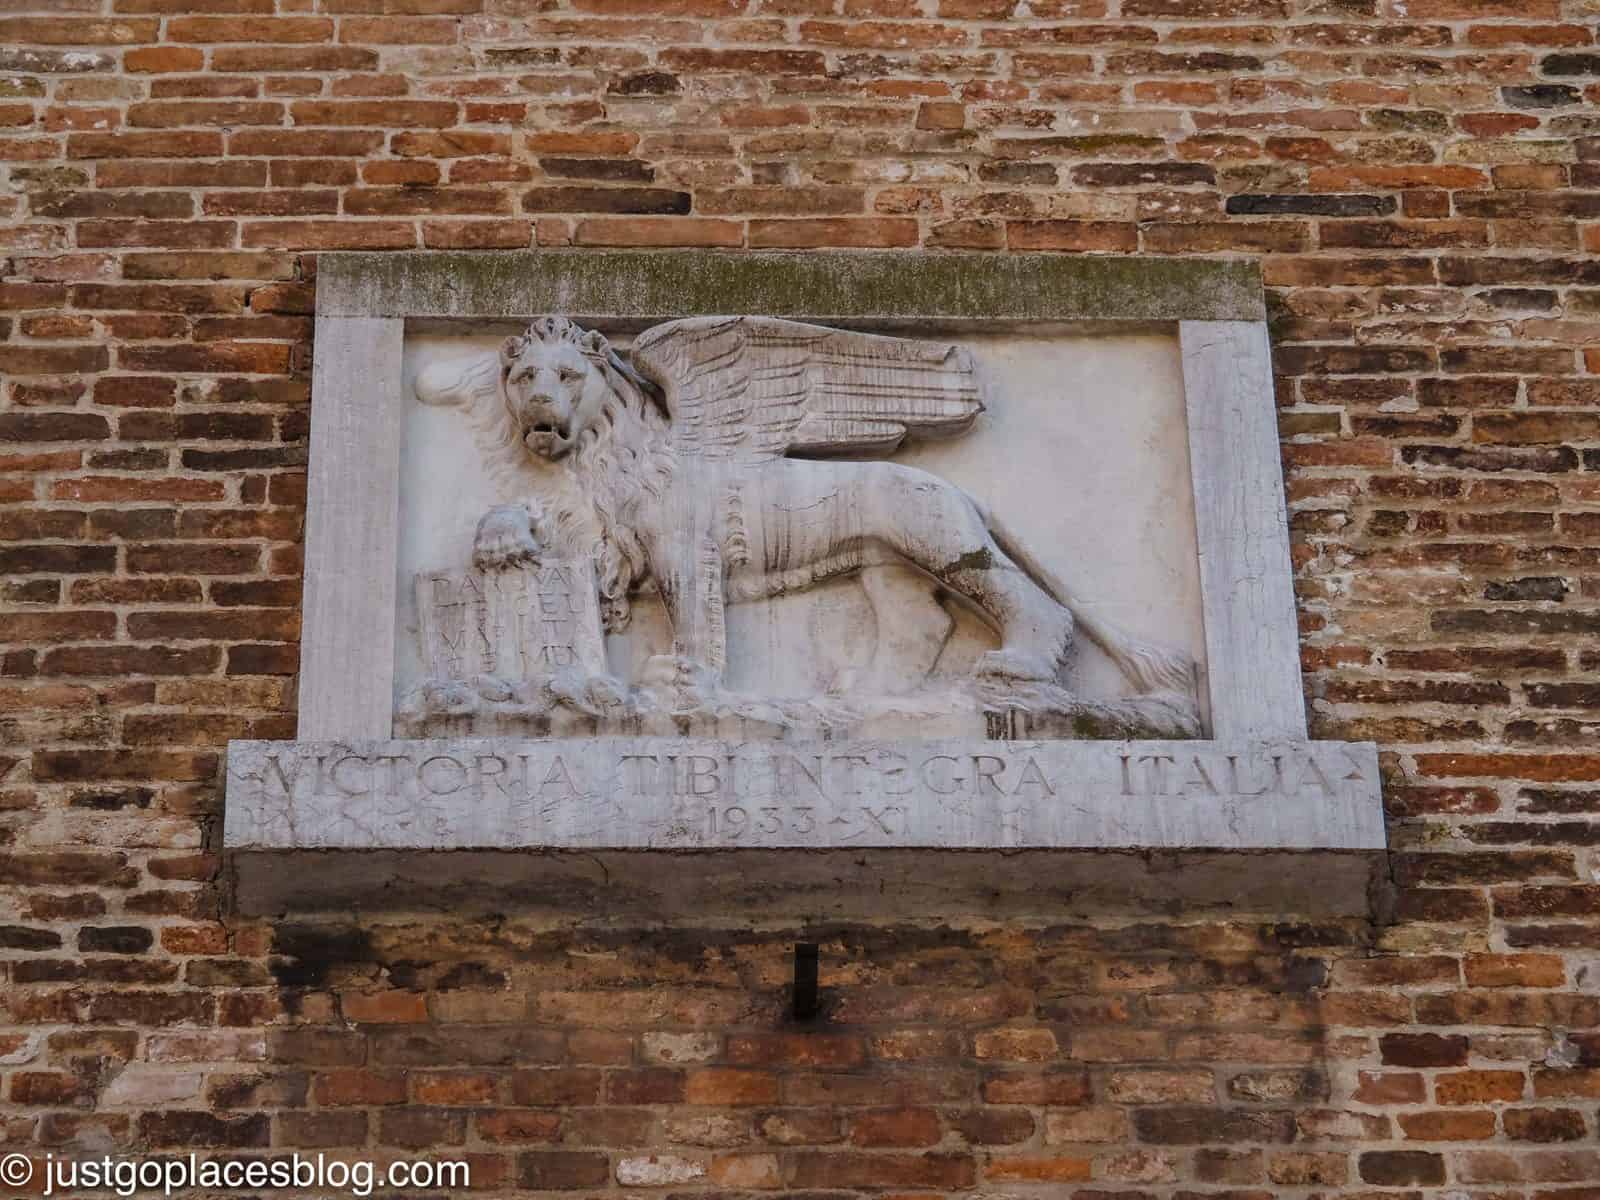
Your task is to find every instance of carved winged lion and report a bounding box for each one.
[416,315,1193,699]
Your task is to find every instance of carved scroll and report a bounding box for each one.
[415,561,606,684]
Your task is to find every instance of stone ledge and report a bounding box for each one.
[229,848,1389,921]
[314,250,1266,323]
[225,737,1384,917]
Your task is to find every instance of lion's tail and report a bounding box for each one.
[979,503,1198,698]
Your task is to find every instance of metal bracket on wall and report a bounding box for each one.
[793,943,819,1022]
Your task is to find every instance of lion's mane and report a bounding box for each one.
[419,318,676,632]
[505,319,674,633]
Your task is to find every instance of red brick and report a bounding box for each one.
[1356,1071,1427,1104]
[1360,1150,1445,1185]
[315,1070,408,1107]
[517,1152,609,1189]
[574,217,742,247]
[161,925,229,955]
[478,1110,563,1144]
[749,218,918,248]
[1534,1069,1600,1100]
[984,1155,1093,1182]
[0,18,158,43]
[798,19,968,48]
[684,1069,779,1105]
[167,17,333,42]
[412,1072,498,1105]
[726,1033,864,1068]
[70,131,224,159]
[291,100,456,127]
[1399,1110,1498,1140]
[419,220,531,249]
[339,16,458,43]
[849,1107,942,1147]
[982,1070,1092,1105]
[1465,953,1566,988]
[279,1110,367,1148]
[790,1152,975,1189]
[361,161,439,186]
[1436,1070,1526,1105]
[11,1072,83,1104]
[341,991,428,1024]
[79,220,237,249]
[240,220,415,249]
[1504,1107,1589,1141]
[510,1069,602,1106]
[127,101,282,128]
[230,129,384,156]
[1007,221,1138,251]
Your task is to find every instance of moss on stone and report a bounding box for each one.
[320,250,1265,323]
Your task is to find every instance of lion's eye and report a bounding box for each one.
[558,367,580,384]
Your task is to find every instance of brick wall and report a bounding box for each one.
[3,0,1600,1192]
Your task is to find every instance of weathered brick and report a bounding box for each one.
[0,9,1593,1189]
[1359,1150,1445,1186]
[315,1069,408,1107]
[511,1069,602,1106]
[517,1152,610,1190]
[79,926,155,954]
[1134,1107,1297,1144]
[981,1069,1091,1105]
[684,1069,779,1105]
[1399,1109,1497,1141]
[240,220,415,250]
[727,1034,864,1068]
[848,1107,942,1147]
[791,1151,976,1189]
[1436,1070,1527,1105]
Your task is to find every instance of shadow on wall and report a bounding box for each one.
[198,910,1381,1190]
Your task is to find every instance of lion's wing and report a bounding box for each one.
[629,316,983,462]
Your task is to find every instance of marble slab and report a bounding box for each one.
[263,253,1377,888]
[225,737,1384,853]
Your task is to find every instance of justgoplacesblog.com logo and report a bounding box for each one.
[2,1151,469,1197]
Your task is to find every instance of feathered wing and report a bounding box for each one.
[628,316,984,462]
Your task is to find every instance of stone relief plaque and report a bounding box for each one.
[224,251,1385,861]
[395,315,1202,743]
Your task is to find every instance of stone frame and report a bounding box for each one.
[222,248,1386,903]
[299,250,1304,746]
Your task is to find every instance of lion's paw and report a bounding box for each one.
[473,504,539,571]
[975,649,1058,684]
[584,673,631,709]
[639,654,713,691]
[468,673,517,702]
[403,678,481,719]
[540,670,631,718]
[638,655,729,715]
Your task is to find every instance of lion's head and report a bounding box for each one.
[480,317,674,632]
[500,317,663,461]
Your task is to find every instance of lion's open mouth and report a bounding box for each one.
[523,419,570,457]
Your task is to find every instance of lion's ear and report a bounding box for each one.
[499,335,525,366]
